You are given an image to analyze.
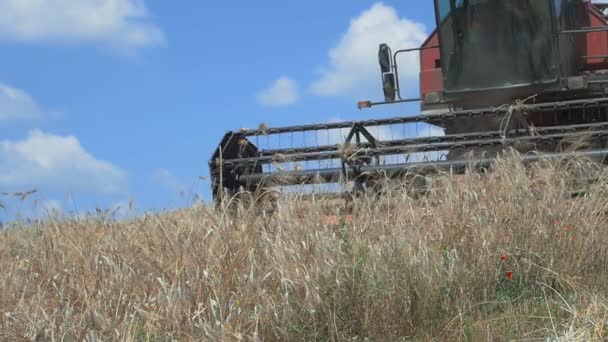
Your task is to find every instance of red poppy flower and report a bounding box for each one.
[506,271,513,280]
[554,219,561,226]
[501,255,508,261]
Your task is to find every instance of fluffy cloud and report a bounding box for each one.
[0,0,165,52]
[0,130,127,194]
[311,3,427,98]
[0,84,45,122]
[257,77,300,107]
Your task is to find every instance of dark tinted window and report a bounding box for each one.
[435,0,558,91]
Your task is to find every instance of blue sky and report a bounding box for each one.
[0,1,437,219]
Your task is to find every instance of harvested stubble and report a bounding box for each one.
[1,155,608,341]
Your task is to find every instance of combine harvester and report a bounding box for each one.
[211,0,608,205]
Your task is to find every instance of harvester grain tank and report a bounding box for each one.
[210,0,608,203]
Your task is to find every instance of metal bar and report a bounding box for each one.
[393,45,440,54]
[361,98,421,108]
[223,129,608,167]
[561,27,608,34]
[582,55,608,59]
[237,97,608,137]
[344,125,357,145]
[392,45,440,100]
[239,149,608,185]
[257,121,608,156]
[357,126,378,147]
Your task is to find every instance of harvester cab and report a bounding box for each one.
[375,0,572,109]
[210,0,608,205]
[437,0,558,92]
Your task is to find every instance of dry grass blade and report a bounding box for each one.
[0,156,607,341]
[258,122,269,135]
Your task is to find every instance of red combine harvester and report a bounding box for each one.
[210,0,608,204]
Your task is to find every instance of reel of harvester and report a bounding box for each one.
[210,97,608,207]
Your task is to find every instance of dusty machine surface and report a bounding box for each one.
[210,0,608,204]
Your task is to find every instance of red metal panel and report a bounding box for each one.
[420,69,444,98]
[419,30,443,98]
[581,3,608,71]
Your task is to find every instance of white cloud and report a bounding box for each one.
[0,84,45,122]
[311,2,427,98]
[257,77,300,107]
[152,168,184,194]
[0,0,165,52]
[0,130,127,194]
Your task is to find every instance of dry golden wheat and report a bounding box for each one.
[0,156,607,341]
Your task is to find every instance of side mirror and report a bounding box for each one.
[378,44,396,102]
[379,43,392,73]
[382,73,396,102]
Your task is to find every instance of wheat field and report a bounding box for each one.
[1,155,608,341]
